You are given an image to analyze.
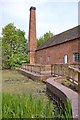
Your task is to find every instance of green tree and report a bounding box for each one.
[2,23,28,69]
[37,31,53,47]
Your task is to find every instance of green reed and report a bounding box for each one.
[2,93,54,118]
[2,93,72,119]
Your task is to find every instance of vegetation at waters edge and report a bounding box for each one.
[2,70,72,119]
[54,99,72,120]
[2,93,54,118]
[2,93,72,119]
[0,93,2,119]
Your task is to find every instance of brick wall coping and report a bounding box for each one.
[46,77,80,119]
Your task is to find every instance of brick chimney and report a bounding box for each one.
[28,6,37,64]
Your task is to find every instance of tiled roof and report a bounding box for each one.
[36,25,80,51]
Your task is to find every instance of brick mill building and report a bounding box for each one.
[28,6,80,65]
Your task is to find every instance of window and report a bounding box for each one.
[40,57,42,62]
[64,55,68,64]
[73,53,80,62]
[48,56,50,62]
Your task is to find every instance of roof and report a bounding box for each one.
[36,25,80,51]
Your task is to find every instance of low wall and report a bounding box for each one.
[46,77,79,119]
[21,63,79,86]
[17,67,79,119]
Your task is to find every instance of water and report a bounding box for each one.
[2,69,48,98]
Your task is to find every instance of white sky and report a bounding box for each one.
[0,0,79,39]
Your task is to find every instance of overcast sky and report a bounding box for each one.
[0,0,79,39]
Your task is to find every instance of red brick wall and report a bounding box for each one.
[35,39,79,65]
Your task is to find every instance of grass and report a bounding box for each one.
[2,69,56,118]
[2,93,72,119]
[55,78,78,92]
[54,99,72,120]
[0,93,2,119]
[2,69,47,97]
[2,93,54,118]
[61,79,78,92]
[1,69,72,119]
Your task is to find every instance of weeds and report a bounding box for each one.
[54,99,72,120]
[2,93,72,119]
[2,93,54,118]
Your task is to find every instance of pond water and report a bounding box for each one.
[2,70,47,97]
[1,70,72,119]
[2,69,58,115]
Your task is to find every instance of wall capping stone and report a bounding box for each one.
[46,77,80,119]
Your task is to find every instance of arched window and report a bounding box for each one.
[64,55,68,64]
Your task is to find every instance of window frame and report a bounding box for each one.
[47,56,51,62]
[64,55,68,64]
[40,56,42,62]
[73,53,80,62]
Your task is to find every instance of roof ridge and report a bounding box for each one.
[54,25,79,36]
[36,25,80,51]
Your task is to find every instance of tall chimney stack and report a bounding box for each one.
[28,6,37,64]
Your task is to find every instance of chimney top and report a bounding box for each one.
[30,6,36,11]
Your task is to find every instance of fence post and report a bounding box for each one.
[25,64,26,70]
[31,65,32,72]
[54,64,55,76]
[40,66,41,75]
[51,64,53,75]
[78,71,80,93]
[35,65,36,73]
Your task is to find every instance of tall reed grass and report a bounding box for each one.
[0,93,2,119]
[54,99,72,120]
[2,93,54,118]
[2,93,72,119]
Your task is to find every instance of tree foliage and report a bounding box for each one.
[2,23,28,69]
[1,23,53,68]
[37,31,53,47]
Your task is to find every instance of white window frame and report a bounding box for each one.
[73,53,80,62]
[64,55,68,64]
[48,56,50,62]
